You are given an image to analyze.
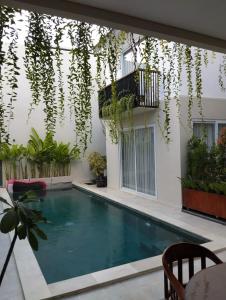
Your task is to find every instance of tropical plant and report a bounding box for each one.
[0,192,47,285]
[52,142,80,176]
[88,152,106,177]
[27,128,55,178]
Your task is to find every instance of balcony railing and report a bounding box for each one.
[98,69,159,118]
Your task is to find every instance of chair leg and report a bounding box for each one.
[164,273,169,299]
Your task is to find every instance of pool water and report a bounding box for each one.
[27,187,208,283]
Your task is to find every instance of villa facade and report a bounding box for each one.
[101,40,226,207]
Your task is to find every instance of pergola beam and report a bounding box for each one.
[1,0,226,53]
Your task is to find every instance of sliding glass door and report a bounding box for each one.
[121,127,155,196]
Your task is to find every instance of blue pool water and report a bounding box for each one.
[26,187,208,283]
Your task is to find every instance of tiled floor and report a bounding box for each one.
[1,184,226,300]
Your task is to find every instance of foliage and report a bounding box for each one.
[0,192,47,249]
[25,12,57,133]
[182,177,226,196]
[0,6,20,143]
[101,94,134,143]
[88,152,106,177]
[186,136,209,181]
[0,128,80,181]
[182,135,226,196]
[0,4,225,148]
[68,22,93,153]
[0,192,47,285]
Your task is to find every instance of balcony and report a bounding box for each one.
[98,69,159,118]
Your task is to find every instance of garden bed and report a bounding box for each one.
[182,188,226,219]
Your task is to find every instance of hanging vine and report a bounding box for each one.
[25,12,57,133]
[53,17,65,122]
[185,45,193,127]
[0,4,225,149]
[68,22,93,152]
[194,47,203,117]
[0,6,20,143]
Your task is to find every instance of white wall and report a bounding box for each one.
[2,44,106,182]
[105,40,226,207]
[106,101,182,207]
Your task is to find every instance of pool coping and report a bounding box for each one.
[2,182,226,300]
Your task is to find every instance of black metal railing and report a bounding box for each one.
[98,69,159,118]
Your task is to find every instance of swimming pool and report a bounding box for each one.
[26,187,208,284]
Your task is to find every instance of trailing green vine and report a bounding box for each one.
[25,12,57,133]
[53,17,65,122]
[68,22,93,152]
[0,5,225,149]
[185,45,193,127]
[0,6,20,143]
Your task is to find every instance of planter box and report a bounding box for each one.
[182,188,226,219]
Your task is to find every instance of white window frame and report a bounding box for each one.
[192,119,226,143]
[119,124,157,200]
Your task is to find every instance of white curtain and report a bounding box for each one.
[121,127,155,196]
[135,127,155,195]
[193,123,215,149]
[121,131,135,190]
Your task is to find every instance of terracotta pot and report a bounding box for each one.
[182,188,226,219]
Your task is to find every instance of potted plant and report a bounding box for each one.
[181,133,226,219]
[88,152,107,187]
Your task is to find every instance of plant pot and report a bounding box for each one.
[96,175,107,188]
[182,188,226,219]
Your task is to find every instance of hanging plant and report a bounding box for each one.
[194,47,203,117]
[68,22,93,153]
[185,45,193,126]
[97,30,126,143]
[0,6,20,143]
[25,12,57,133]
[53,17,65,122]
[5,19,20,124]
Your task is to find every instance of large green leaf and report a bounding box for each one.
[28,230,38,251]
[0,197,11,207]
[33,226,47,240]
[0,209,18,233]
[17,224,27,240]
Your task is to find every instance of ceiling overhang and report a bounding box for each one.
[1,0,226,53]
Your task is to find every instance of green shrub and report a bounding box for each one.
[182,135,226,196]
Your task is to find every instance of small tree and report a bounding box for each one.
[0,192,47,285]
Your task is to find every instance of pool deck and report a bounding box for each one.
[1,182,226,300]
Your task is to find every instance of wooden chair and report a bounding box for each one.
[162,242,223,300]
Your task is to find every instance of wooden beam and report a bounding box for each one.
[1,0,226,53]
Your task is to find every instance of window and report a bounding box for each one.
[193,121,226,148]
[121,127,155,196]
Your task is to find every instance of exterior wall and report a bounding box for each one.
[105,40,226,208]
[106,98,182,207]
[3,44,106,182]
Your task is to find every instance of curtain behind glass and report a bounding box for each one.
[193,123,215,149]
[121,131,135,190]
[135,127,155,195]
